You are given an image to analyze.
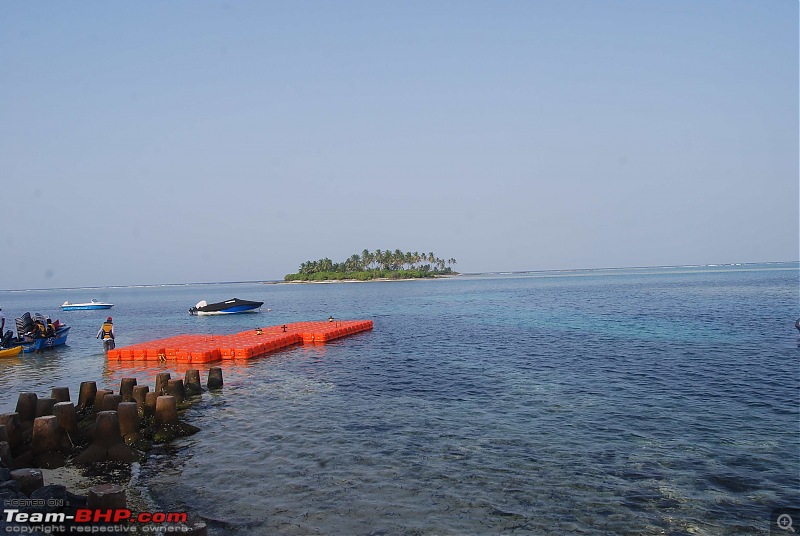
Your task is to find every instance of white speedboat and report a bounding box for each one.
[61,299,114,311]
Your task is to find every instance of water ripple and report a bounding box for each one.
[0,266,797,534]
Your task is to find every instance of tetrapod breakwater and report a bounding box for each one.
[0,368,222,534]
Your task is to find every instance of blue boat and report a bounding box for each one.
[61,299,113,311]
[20,326,70,353]
[10,312,70,352]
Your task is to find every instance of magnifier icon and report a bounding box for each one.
[778,514,795,532]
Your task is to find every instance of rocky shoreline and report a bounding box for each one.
[0,370,220,534]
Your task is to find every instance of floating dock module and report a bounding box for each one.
[107,320,373,363]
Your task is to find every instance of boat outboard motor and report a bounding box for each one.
[16,312,34,336]
[189,300,207,316]
[1,330,13,348]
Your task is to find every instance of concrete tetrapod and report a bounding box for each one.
[143,392,158,418]
[207,367,223,390]
[31,415,66,469]
[73,411,139,464]
[0,413,23,450]
[132,385,150,412]
[92,390,113,416]
[16,392,38,426]
[50,387,71,403]
[152,396,199,443]
[120,378,137,402]
[166,379,186,406]
[36,398,56,418]
[155,373,171,396]
[77,381,97,409]
[31,416,61,455]
[117,402,144,448]
[52,402,80,445]
[184,369,202,396]
[101,394,123,412]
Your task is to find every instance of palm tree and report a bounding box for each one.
[347,254,361,271]
[403,251,413,270]
[290,248,456,279]
[301,261,318,274]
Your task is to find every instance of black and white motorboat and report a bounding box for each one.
[189,298,264,316]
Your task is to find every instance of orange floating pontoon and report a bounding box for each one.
[107,319,373,363]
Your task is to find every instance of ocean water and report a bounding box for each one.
[0,263,798,535]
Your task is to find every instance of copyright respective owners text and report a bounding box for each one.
[772,508,800,534]
[2,498,192,533]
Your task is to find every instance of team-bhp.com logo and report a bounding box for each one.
[4,507,189,532]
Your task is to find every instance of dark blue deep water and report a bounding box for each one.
[1,263,798,534]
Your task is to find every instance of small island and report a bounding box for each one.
[284,249,458,282]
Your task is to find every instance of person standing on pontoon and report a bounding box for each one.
[97,316,115,352]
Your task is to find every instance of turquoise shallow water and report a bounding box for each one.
[0,263,798,534]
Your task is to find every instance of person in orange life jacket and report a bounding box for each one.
[33,319,46,338]
[44,318,56,337]
[97,316,115,352]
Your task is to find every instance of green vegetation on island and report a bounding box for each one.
[284,249,458,282]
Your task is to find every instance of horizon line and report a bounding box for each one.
[1,260,797,293]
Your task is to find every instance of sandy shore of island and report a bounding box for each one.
[277,275,459,284]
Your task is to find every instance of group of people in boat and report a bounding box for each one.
[0,308,116,352]
[33,316,61,338]
[0,308,65,349]
[18,314,62,340]
[0,305,115,352]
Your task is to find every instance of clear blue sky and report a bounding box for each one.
[1,1,797,289]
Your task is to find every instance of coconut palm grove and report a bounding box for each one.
[284,249,458,281]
